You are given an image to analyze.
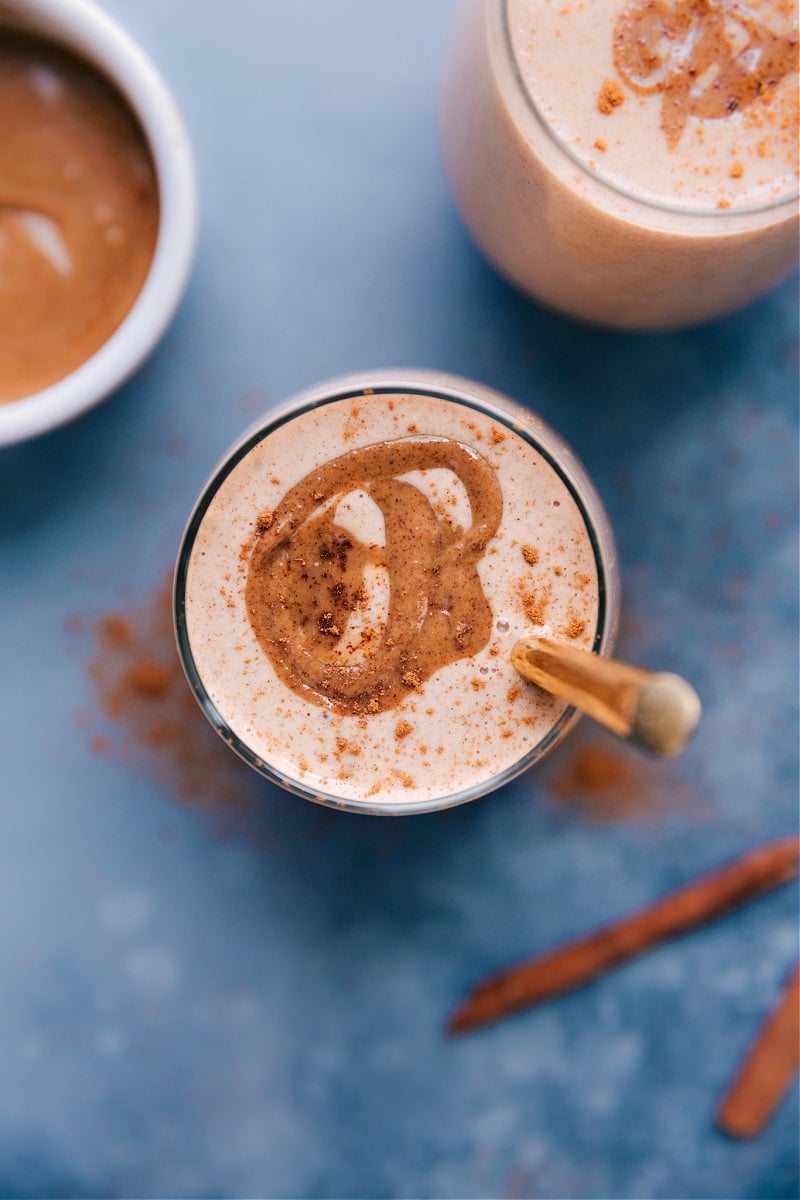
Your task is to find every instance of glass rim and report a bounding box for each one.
[174,375,618,816]
[500,0,799,220]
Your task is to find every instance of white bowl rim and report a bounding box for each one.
[0,0,198,446]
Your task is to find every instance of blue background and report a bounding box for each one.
[0,2,797,1197]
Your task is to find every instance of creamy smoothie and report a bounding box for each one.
[0,30,159,403]
[441,0,799,328]
[175,372,619,815]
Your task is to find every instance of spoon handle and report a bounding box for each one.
[511,635,701,757]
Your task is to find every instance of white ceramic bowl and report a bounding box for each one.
[0,0,197,446]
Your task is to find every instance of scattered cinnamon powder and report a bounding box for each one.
[98,613,133,648]
[553,744,635,795]
[454,621,472,649]
[729,161,744,179]
[546,722,705,823]
[70,577,261,822]
[395,720,413,741]
[593,137,608,152]
[548,738,662,824]
[597,78,625,114]
[521,545,539,566]
[564,617,586,640]
[124,660,171,696]
[518,582,552,626]
[255,509,274,533]
[318,612,341,637]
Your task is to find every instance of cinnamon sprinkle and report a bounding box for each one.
[124,660,171,696]
[517,581,552,626]
[597,78,625,115]
[71,577,260,822]
[447,837,800,1035]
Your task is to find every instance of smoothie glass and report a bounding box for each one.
[440,0,799,330]
[174,370,620,815]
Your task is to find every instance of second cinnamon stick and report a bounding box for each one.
[716,963,800,1139]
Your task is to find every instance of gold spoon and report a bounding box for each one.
[511,634,701,757]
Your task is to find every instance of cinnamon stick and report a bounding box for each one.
[716,963,800,1139]
[448,836,799,1035]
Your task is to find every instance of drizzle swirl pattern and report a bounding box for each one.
[245,436,503,715]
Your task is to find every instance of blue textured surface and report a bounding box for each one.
[0,3,798,1197]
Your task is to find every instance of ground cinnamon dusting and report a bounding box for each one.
[554,744,634,793]
[597,78,625,114]
[521,545,539,565]
[124,660,171,696]
[70,577,260,820]
[547,739,662,823]
[518,582,551,626]
[454,621,472,649]
[98,614,133,648]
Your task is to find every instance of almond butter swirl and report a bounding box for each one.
[245,435,503,715]
[613,0,798,149]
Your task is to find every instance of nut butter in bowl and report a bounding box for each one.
[174,370,622,816]
[0,0,197,446]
